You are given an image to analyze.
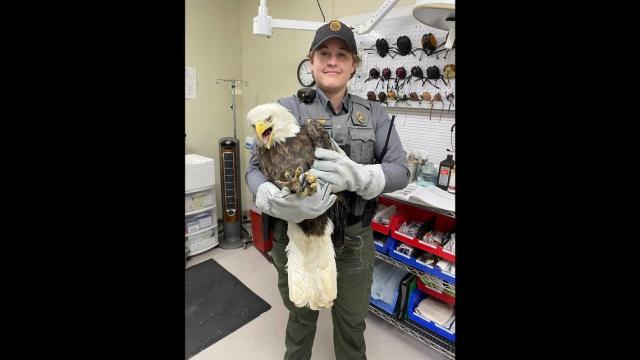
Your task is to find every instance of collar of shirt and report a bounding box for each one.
[315,87,350,116]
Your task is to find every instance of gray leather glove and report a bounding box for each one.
[255,180,337,223]
[308,148,386,200]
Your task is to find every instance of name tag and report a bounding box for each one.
[318,118,331,128]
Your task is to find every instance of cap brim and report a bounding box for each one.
[311,35,356,53]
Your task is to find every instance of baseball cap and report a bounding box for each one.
[309,20,357,55]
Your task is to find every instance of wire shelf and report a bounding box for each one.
[368,304,455,359]
[375,251,455,295]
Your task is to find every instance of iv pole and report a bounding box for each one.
[215,78,252,250]
[216,78,249,139]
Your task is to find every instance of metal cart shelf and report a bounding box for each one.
[370,250,456,359]
[375,250,456,295]
[368,304,455,359]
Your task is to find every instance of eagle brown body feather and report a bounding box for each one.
[257,119,346,240]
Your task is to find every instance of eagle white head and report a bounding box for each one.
[247,103,301,149]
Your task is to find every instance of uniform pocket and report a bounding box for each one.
[335,224,375,273]
[271,239,288,270]
[348,127,375,164]
[271,220,289,270]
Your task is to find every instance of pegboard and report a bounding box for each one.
[348,20,455,112]
[390,109,455,166]
[338,7,456,165]
[343,12,456,165]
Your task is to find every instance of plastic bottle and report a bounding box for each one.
[417,161,438,187]
[437,155,455,191]
[447,165,456,194]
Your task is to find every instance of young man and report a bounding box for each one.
[246,20,409,360]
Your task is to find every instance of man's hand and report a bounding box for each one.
[255,180,336,223]
[308,148,386,200]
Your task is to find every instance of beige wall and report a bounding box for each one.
[187,0,415,218]
[186,0,243,219]
[237,0,333,213]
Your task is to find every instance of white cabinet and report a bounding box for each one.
[185,154,219,255]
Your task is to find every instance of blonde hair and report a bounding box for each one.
[308,50,362,79]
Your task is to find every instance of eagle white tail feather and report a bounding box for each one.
[285,220,337,310]
[284,235,308,308]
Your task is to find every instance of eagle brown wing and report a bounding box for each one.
[300,119,348,245]
[257,130,316,187]
[256,119,347,242]
[303,118,333,151]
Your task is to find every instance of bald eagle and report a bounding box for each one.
[247,103,346,310]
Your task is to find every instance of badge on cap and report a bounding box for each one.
[329,21,341,31]
[355,111,365,124]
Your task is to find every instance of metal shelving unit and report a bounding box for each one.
[368,304,455,359]
[375,251,455,295]
[371,248,456,359]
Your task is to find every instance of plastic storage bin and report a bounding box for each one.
[417,276,455,305]
[391,212,456,263]
[185,154,215,191]
[185,153,218,256]
[186,226,219,256]
[370,287,399,316]
[185,211,215,234]
[371,205,398,235]
[373,232,390,254]
[185,188,215,213]
[388,237,456,284]
[407,287,456,341]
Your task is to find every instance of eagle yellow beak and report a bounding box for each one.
[255,120,274,149]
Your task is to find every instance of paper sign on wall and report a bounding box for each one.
[185,67,197,99]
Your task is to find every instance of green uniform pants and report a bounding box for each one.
[271,219,375,360]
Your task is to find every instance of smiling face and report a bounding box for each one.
[309,37,357,96]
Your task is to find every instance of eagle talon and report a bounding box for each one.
[301,172,318,196]
[305,181,317,196]
[275,179,293,188]
[276,170,300,193]
[305,174,316,183]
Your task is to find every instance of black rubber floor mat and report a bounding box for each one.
[185,259,271,359]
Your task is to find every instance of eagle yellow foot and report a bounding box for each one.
[276,168,303,194]
[276,167,317,196]
[301,173,317,197]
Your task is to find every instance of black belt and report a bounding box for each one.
[346,213,363,226]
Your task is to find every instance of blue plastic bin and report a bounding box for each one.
[407,288,456,341]
[388,238,456,284]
